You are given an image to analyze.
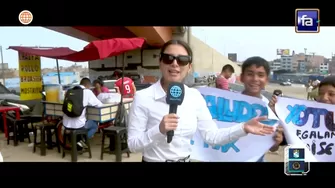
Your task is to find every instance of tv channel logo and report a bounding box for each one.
[295,9,320,33]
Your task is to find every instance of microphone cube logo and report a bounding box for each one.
[295,9,320,33]
[170,86,182,98]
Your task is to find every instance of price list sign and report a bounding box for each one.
[18,52,42,100]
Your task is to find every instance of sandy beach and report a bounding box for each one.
[0,83,308,162]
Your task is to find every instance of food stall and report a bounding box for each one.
[8,38,146,147]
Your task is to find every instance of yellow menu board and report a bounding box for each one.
[18,52,42,100]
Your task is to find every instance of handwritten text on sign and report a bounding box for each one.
[276,97,335,162]
[203,95,268,122]
[190,88,277,162]
[18,52,42,100]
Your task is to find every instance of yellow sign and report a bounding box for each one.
[277,49,290,56]
[18,52,42,100]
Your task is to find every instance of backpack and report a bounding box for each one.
[62,86,85,117]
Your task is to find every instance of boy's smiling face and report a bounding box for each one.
[317,85,335,104]
[241,64,268,97]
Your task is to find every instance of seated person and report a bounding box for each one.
[113,70,136,98]
[62,78,103,149]
[93,79,109,97]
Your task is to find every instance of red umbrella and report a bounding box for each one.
[7,46,76,58]
[59,37,146,62]
[9,38,146,84]
[8,37,146,62]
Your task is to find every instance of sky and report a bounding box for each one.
[192,27,335,61]
[0,27,89,69]
[0,26,334,68]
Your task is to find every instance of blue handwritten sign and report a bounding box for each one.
[285,104,335,131]
[190,138,240,153]
[191,94,271,153]
[274,97,335,162]
[203,95,268,123]
[190,87,278,162]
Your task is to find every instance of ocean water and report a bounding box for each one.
[5,75,80,89]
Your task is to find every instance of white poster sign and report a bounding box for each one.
[275,97,335,162]
[190,88,278,162]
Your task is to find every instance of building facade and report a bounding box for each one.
[270,59,281,71]
[297,61,306,72]
[228,53,237,62]
[327,57,335,75]
[280,55,292,71]
[319,63,329,74]
[292,53,325,72]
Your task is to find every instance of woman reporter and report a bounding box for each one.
[127,39,275,162]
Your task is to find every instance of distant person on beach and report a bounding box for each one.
[310,79,320,100]
[216,64,235,90]
[313,79,321,87]
[92,79,109,96]
[306,80,313,100]
[113,70,136,98]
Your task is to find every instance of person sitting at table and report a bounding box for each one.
[62,78,103,149]
[93,79,110,97]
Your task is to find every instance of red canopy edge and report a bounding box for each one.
[8,37,146,62]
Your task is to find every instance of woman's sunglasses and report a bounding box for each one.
[160,53,191,66]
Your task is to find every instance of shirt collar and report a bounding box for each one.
[153,80,166,101]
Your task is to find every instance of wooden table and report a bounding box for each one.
[0,106,21,138]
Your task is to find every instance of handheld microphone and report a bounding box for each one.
[273,89,282,96]
[165,82,185,143]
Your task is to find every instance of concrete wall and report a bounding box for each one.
[190,35,241,76]
[172,28,241,77]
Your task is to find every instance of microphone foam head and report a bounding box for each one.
[166,82,185,105]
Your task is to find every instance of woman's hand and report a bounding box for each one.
[159,114,179,134]
[243,116,275,136]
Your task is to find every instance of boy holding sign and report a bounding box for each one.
[241,57,284,162]
[268,76,335,163]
